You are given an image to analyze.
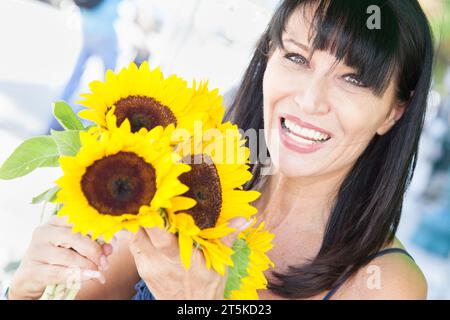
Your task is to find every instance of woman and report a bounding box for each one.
[8,0,433,300]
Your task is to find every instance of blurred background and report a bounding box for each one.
[0,0,449,299]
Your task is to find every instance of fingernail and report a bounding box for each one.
[102,243,114,256]
[99,273,106,285]
[100,255,109,271]
[82,270,102,279]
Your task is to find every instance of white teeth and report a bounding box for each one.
[285,130,315,145]
[284,119,330,141]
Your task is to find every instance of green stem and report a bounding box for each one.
[39,285,56,300]
[65,287,79,300]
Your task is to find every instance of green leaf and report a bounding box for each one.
[53,101,84,131]
[224,237,251,299]
[32,186,61,204]
[52,203,63,216]
[51,130,81,157]
[0,136,60,180]
[83,124,97,132]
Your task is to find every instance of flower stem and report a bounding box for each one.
[39,284,56,300]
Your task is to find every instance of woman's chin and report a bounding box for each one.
[273,157,330,178]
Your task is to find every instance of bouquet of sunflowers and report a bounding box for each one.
[0,62,274,300]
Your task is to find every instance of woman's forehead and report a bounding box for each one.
[277,7,398,102]
[283,3,318,45]
[271,1,400,97]
[281,7,346,70]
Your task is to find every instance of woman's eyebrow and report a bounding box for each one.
[282,37,310,51]
[282,36,359,74]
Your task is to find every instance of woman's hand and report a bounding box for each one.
[8,215,113,300]
[129,217,251,300]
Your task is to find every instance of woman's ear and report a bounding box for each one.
[377,90,414,135]
[376,100,408,136]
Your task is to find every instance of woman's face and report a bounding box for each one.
[263,5,405,178]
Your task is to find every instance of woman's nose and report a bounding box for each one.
[294,78,331,115]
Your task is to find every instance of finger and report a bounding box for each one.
[48,228,105,267]
[129,228,159,259]
[221,217,254,248]
[144,227,179,259]
[129,228,166,278]
[100,235,116,256]
[102,243,113,256]
[35,245,99,271]
[47,217,107,265]
[48,215,72,228]
[33,264,104,286]
[191,244,206,267]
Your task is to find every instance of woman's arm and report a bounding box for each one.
[76,231,140,300]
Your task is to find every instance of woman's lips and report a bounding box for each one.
[280,113,333,138]
[278,115,332,154]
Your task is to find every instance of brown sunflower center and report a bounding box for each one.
[178,154,222,229]
[113,95,177,133]
[81,152,156,216]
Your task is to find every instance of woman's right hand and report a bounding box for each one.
[8,215,113,300]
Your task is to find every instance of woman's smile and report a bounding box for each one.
[278,113,333,154]
[262,2,405,176]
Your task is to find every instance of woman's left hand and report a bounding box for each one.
[129,217,251,300]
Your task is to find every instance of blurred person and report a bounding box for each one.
[412,68,450,258]
[128,0,166,66]
[408,101,449,199]
[48,0,122,132]
[412,163,450,258]
[430,68,450,177]
[428,103,450,184]
[10,0,434,300]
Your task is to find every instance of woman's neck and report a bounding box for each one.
[254,167,349,234]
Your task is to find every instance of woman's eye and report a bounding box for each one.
[283,53,308,66]
[343,74,367,87]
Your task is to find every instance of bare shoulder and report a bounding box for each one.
[333,238,427,300]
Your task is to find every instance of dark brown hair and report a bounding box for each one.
[225,0,434,298]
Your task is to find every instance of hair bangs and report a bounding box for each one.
[269,0,401,96]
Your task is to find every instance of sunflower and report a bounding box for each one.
[165,122,261,275]
[225,221,275,300]
[54,119,192,243]
[77,62,225,139]
[188,80,225,131]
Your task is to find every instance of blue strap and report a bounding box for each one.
[132,279,156,300]
[323,248,414,300]
[371,248,415,261]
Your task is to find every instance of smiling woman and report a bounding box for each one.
[6,0,435,301]
[225,0,434,299]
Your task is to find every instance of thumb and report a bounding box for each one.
[221,217,254,248]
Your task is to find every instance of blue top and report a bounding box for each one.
[132,247,414,300]
[132,279,156,300]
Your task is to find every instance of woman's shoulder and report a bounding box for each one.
[333,238,427,300]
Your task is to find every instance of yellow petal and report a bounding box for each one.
[179,234,193,269]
